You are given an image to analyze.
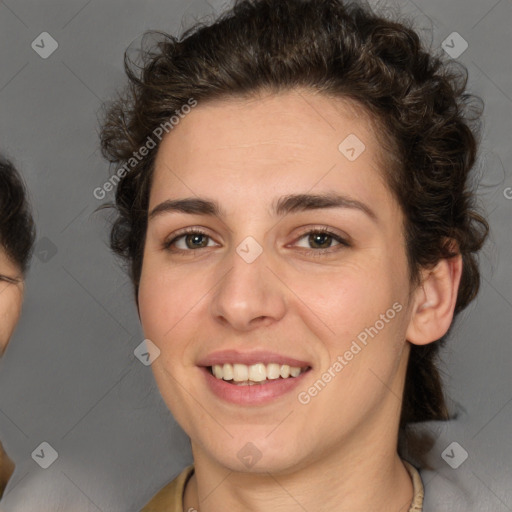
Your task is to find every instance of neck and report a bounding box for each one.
[184,426,413,512]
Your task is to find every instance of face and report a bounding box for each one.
[138,89,418,474]
[0,249,23,356]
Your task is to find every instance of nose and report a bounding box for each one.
[209,240,287,332]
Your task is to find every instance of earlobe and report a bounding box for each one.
[406,253,463,346]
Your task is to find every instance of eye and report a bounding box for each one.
[163,227,350,256]
[163,229,217,253]
[0,274,21,284]
[293,227,350,255]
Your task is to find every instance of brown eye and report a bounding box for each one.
[183,233,210,249]
[163,229,217,252]
[308,232,336,249]
[294,228,350,254]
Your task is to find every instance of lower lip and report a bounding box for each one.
[201,367,311,406]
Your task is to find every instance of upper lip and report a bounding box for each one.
[197,350,312,368]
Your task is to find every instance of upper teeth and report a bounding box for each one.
[211,363,305,382]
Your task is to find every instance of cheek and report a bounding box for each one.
[294,259,400,327]
[289,250,410,371]
[137,261,204,352]
[138,277,177,340]
[0,293,22,352]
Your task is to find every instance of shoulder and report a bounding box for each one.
[409,416,512,512]
[140,464,194,512]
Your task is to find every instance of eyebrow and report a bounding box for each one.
[148,193,377,222]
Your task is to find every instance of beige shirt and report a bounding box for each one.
[141,460,424,511]
[0,441,14,500]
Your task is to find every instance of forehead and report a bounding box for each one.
[150,89,395,213]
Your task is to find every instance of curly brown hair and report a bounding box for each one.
[99,0,488,440]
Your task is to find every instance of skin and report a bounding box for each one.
[0,248,23,496]
[0,249,23,356]
[138,89,462,511]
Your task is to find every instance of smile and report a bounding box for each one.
[209,363,309,385]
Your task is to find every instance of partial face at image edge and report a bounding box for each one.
[0,249,24,356]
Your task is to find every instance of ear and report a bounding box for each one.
[406,251,463,346]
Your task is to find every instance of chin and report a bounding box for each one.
[195,431,311,475]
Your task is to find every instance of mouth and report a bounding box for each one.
[198,350,313,404]
[207,362,311,386]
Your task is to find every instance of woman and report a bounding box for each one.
[100,0,488,510]
[0,156,36,499]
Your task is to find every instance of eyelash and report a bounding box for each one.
[162,227,350,256]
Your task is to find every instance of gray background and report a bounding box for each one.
[0,0,510,510]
